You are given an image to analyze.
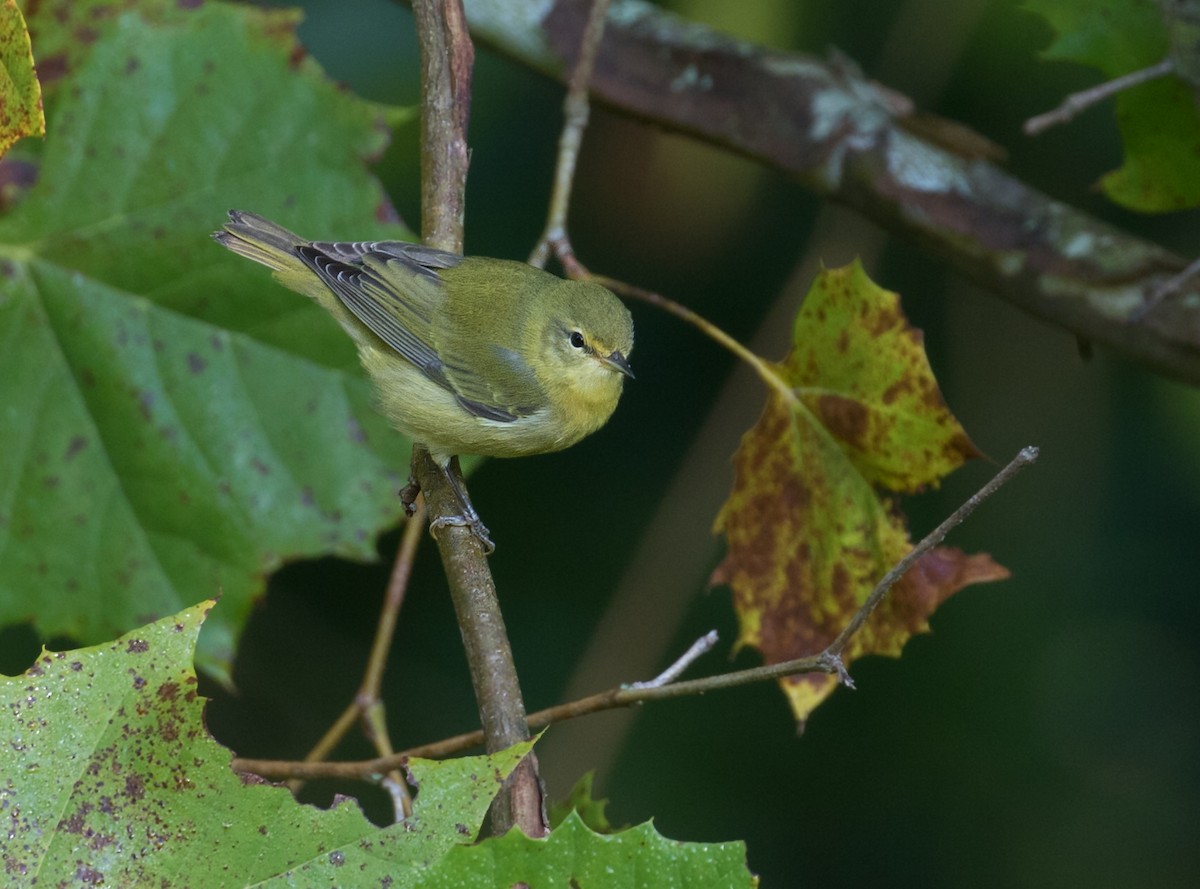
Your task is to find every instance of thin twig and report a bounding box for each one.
[232,445,1038,782]
[1130,255,1200,322]
[356,501,427,819]
[362,500,427,697]
[1024,58,1174,136]
[824,445,1039,660]
[628,630,719,689]
[285,502,427,816]
[381,776,412,824]
[529,0,612,270]
[286,701,359,791]
[591,274,799,407]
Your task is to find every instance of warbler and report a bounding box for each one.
[213,210,634,549]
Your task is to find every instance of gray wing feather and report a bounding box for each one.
[294,243,528,425]
[295,247,451,387]
[309,240,462,276]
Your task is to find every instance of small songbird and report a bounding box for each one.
[213,211,634,550]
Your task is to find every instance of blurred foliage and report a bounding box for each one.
[1028,0,1200,211]
[547,771,615,832]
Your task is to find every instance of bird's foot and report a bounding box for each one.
[428,512,495,554]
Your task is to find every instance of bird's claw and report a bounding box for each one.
[428,513,495,554]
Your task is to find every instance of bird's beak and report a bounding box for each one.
[601,350,635,379]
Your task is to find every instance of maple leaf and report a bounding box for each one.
[0,0,415,681]
[712,262,1008,724]
[0,0,44,156]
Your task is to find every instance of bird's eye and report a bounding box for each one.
[569,331,586,349]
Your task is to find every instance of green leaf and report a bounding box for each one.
[1033,0,1166,69]
[1027,0,1200,210]
[0,601,534,887]
[0,2,418,679]
[418,811,757,888]
[1100,74,1200,209]
[547,770,614,832]
[0,0,44,155]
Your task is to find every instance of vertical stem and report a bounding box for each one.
[413,0,472,249]
[290,503,429,816]
[410,0,545,837]
[529,0,612,270]
[414,454,545,835]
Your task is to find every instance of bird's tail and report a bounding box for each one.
[213,210,308,274]
[213,209,342,305]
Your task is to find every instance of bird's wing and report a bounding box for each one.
[296,246,542,422]
[365,253,546,421]
[308,238,462,272]
[295,245,452,388]
[439,339,545,422]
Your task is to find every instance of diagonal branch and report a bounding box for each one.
[461,0,1200,386]
[1024,58,1176,136]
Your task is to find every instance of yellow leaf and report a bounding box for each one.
[0,0,44,156]
[712,262,1006,723]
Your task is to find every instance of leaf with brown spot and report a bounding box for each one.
[0,602,535,885]
[0,1,418,681]
[0,0,44,155]
[713,262,1006,723]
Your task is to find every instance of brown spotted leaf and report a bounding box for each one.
[0,0,44,155]
[0,601,536,885]
[2,602,749,887]
[712,262,1006,723]
[0,1,416,681]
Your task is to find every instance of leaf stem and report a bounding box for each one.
[591,274,800,408]
[1024,58,1174,136]
[529,0,612,270]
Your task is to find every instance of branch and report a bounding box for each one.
[824,445,1039,659]
[1024,58,1175,136]
[528,0,611,271]
[460,0,1200,385]
[411,0,545,837]
[415,0,472,249]
[286,501,428,818]
[233,447,1038,781]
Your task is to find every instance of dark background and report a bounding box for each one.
[17,1,1200,885]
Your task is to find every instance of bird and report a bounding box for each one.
[213,210,634,550]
